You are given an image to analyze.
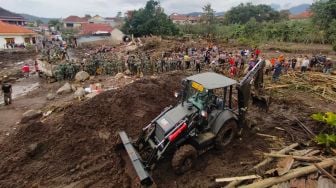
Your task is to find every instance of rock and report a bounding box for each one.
[74,87,85,98]
[75,71,90,82]
[21,110,42,124]
[46,93,55,100]
[56,82,72,95]
[115,73,125,79]
[85,93,97,99]
[26,142,43,158]
[124,70,131,75]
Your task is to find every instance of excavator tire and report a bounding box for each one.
[172,145,197,175]
[215,120,238,151]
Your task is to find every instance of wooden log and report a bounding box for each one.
[216,175,261,183]
[264,153,322,162]
[224,180,243,188]
[240,158,336,188]
[313,163,336,183]
[252,143,299,170]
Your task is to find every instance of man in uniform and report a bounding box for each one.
[1,76,12,105]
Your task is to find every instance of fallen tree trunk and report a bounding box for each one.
[252,143,299,170]
[240,158,336,188]
[264,153,322,162]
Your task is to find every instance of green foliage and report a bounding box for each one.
[316,134,336,147]
[311,112,336,127]
[312,112,336,147]
[311,0,336,30]
[224,3,282,24]
[122,0,179,37]
[48,19,62,30]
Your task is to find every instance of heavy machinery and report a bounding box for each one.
[119,60,266,186]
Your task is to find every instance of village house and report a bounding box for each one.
[0,7,26,26]
[63,16,88,29]
[169,13,200,25]
[88,15,121,27]
[289,11,313,20]
[77,23,124,44]
[0,21,36,49]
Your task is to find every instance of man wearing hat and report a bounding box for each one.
[1,76,12,105]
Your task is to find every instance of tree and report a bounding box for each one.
[84,14,92,19]
[201,3,215,25]
[224,3,281,24]
[116,11,122,18]
[311,0,336,43]
[48,19,62,31]
[35,19,43,26]
[122,0,179,36]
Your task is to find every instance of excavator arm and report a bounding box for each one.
[236,59,266,126]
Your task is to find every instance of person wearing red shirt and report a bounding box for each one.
[230,65,237,78]
[22,64,30,78]
[255,48,261,58]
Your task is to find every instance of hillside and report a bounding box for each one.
[20,13,58,23]
[289,4,311,14]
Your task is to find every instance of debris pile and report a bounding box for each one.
[266,72,336,103]
[0,73,183,187]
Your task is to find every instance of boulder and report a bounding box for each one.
[46,93,55,100]
[124,70,132,75]
[56,82,72,95]
[115,73,125,79]
[21,110,42,124]
[74,87,85,98]
[75,71,90,82]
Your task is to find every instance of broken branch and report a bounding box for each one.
[240,158,336,188]
[216,175,261,183]
[252,143,299,170]
[264,153,322,162]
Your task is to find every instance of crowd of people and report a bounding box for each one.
[1,41,335,106]
[124,45,334,82]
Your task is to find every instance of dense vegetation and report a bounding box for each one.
[121,0,335,49]
[122,0,178,37]
[180,1,336,48]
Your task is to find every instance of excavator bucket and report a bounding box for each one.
[118,131,153,186]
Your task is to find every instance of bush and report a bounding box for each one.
[311,112,336,147]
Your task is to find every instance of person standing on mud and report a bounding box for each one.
[1,77,12,105]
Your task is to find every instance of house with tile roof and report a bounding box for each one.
[80,23,114,36]
[63,16,88,29]
[289,11,313,20]
[0,21,36,49]
[169,13,200,25]
[0,7,26,26]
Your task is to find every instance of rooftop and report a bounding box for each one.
[0,21,35,35]
[80,23,113,35]
[186,72,237,89]
[63,16,88,23]
[289,11,313,20]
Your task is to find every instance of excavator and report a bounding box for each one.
[119,59,268,186]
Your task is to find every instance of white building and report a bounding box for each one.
[0,21,36,49]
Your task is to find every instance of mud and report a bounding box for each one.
[0,71,328,188]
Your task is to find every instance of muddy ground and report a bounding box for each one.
[0,70,333,188]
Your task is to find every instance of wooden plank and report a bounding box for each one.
[215,175,261,183]
[252,143,299,170]
[264,153,322,162]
